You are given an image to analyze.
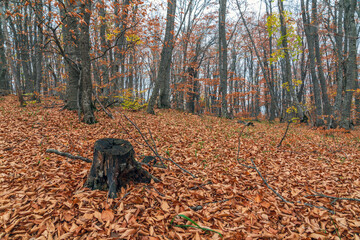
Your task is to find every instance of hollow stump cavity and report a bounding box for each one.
[85,138,156,198]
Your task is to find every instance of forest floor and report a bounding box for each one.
[0,95,360,240]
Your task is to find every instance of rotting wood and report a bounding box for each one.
[85,138,160,198]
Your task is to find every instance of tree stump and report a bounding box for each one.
[85,138,159,198]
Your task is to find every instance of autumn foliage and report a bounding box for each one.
[0,95,359,239]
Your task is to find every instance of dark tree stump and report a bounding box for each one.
[85,138,159,198]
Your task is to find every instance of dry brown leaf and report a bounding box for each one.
[101,209,115,222]
[160,201,170,212]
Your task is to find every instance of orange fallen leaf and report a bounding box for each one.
[101,209,114,222]
[160,201,170,212]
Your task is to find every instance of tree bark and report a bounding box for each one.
[278,0,305,121]
[301,0,323,126]
[147,0,176,114]
[62,1,79,110]
[219,0,228,118]
[340,0,357,129]
[0,6,9,95]
[312,0,332,117]
[78,0,96,124]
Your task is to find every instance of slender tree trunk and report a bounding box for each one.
[333,0,344,123]
[312,0,332,117]
[278,0,305,121]
[99,1,109,96]
[0,7,9,95]
[301,0,323,126]
[147,0,176,114]
[79,0,96,124]
[340,0,357,129]
[219,0,228,118]
[115,0,130,93]
[62,1,79,110]
[35,0,43,102]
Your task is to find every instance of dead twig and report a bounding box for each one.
[189,180,213,190]
[237,124,249,160]
[160,156,197,178]
[190,199,229,211]
[239,159,292,204]
[239,158,335,214]
[116,110,196,178]
[94,93,114,119]
[148,128,165,166]
[306,190,360,205]
[277,120,291,147]
[105,100,119,109]
[46,149,92,163]
[146,185,165,197]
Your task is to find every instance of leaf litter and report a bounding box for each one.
[0,95,359,239]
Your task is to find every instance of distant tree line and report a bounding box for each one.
[0,0,358,128]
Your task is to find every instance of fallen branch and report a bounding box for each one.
[46,149,92,163]
[160,156,197,178]
[239,159,292,204]
[189,180,213,190]
[105,100,119,109]
[116,110,196,178]
[95,93,114,119]
[190,199,229,211]
[277,120,291,147]
[306,190,360,205]
[47,148,160,184]
[237,124,250,160]
[239,159,335,214]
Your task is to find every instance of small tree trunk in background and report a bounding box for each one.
[159,0,176,109]
[0,9,10,95]
[278,0,305,121]
[79,0,96,124]
[219,0,228,118]
[115,0,130,93]
[147,0,176,114]
[340,0,357,129]
[62,0,79,110]
[99,1,109,96]
[301,0,323,126]
[312,0,332,117]
[333,0,344,123]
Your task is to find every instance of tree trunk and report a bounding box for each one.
[147,0,176,114]
[79,0,96,124]
[278,0,305,121]
[85,138,158,198]
[115,0,130,92]
[312,0,332,117]
[35,0,43,102]
[0,8,9,95]
[63,1,79,110]
[99,1,109,96]
[301,0,323,126]
[340,0,357,129]
[219,0,228,118]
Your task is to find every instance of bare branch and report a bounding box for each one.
[94,92,114,119]
[116,110,196,178]
[46,149,92,163]
[277,120,291,147]
[238,158,335,214]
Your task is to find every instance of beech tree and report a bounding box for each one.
[147,0,177,114]
[219,0,228,118]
